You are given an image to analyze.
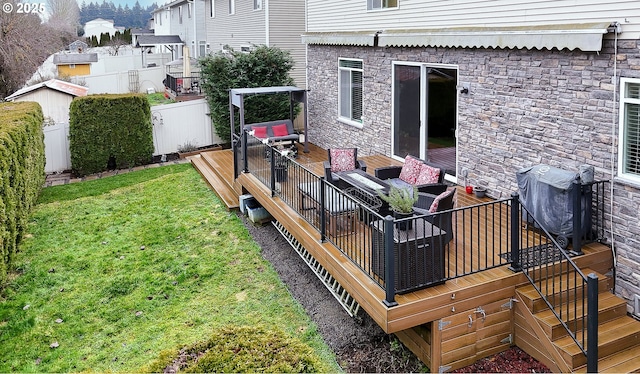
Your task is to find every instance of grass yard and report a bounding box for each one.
[0,163,339,372]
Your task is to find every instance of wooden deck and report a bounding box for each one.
[190,143,640,373]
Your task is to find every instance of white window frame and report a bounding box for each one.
[199,40,207,57]
[367,0,398,11]
[179,5,183,23]
[188,2,192,18]
[338,58,364,128]
[228,0,235,15]
[253,0,262,10]
[209,0,214,17]
[619,77,640,185]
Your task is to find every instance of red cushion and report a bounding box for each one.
[429,190,452,213]
[252,126,268,139]
[415,163,440,185]
[329,148,356,172]
[398,156,422,184]
[272,123,289,137]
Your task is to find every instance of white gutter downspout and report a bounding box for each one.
[610,21,621,291]
[264,0,269,46]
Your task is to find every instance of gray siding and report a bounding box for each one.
[268,0,306,87]
[207,0,266,52]
[307,0,640,39]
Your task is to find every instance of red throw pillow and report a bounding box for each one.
[398,156,422,184]
[415,164,440,185]
[252,126,268,138]
[329,148,356,172]
[429,190,452,213]
[272,123,289,137]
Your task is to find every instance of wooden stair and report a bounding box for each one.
[189,150,240,209]
[516,269,640,372]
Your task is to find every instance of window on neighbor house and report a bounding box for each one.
[620,78,640,184]
[367,0,397,10]
[179,5,183,23]
[338,58,363,125]
[69,64,76,69]
[199,41,206,56]
[188,2,192,18]
[229,0,235,14]
[210,0,214,17]
[254,0,262,10]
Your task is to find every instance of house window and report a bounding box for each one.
[210,0,214,17]
[367,0,398,10]
[619,78,640,184]
[188,2,192,18]
[229,0,235,14]
[254,0,262,10]
[199,41,206,56]
[338,58,363,125]
[69,64,76,69]
[179,5,183,23]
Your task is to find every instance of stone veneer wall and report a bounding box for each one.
[306,40,640,313]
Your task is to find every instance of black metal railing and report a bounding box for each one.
[164,72,202,95]
[514,195,599,373]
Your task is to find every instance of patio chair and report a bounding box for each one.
[413,188,456,243]
[323,148,367,186]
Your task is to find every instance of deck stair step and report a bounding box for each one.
[190,155,239,209]
[272,220,360,318]
[555,315,640,369]
[516,268,611,313]
[517,268,640,372]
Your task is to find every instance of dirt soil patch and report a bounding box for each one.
[241,215,551,373]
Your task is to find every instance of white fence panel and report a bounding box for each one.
[151,99,223,155]
[81,67,164,94]
[43,122,71,173]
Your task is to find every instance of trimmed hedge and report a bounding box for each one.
[69,94,154,176]
[0,102,45,287]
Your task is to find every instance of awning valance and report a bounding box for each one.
[377,22,613,52]
[301,31,378,46]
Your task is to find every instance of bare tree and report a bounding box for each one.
[0,0,66,98]
[46,0,80,35]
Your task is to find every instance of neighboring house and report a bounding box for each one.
[136,35,184,64]
[204,0,306,87]
[5,79,88,173]
[164,0,207,59]
[68,40,89,53]
[52,53,99,77]
[302,0,640,322]
[84,18,121,44]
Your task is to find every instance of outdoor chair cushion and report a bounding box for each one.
[244,119,299,143]
[330,148,357,172]
[398,155,423,184]
[428,189,454,213]
[272,123,290,137]
[252,125,268,139]
[416,163,441,185]
[375,155,447,195]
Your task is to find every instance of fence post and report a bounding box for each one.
[319,178,327,242]
[587,273,599,373]
[509,192,522,272]
[383,215,398,307]
[572,180,583,255]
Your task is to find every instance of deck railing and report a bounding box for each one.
[164,72,202,95]
[514,195,599,373]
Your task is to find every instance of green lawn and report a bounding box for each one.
[0,163,339,372]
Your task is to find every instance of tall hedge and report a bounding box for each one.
[199,45,297,143]
[0,102,46,287]
[69,94,154,176]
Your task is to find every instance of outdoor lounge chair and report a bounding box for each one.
[323,148,367,186]
[413,188,456,243]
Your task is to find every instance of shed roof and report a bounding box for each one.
[5,79,88,101]
[136,35,184,46]
[52,53,98,65]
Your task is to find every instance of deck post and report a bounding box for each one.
[571,180,583,255]
[383,215,398,307]
[319,178,327,242]
[270,144,276,197]
[242,130,248,173]
[587,272,598,373]
[508,192,522,272]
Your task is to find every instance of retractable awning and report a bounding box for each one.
[301,31,378,47]
[377,22,614,52]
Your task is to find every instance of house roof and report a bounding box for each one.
[5,79,88,101]
[302,22,615,52]
[136,35,184,46]
[52,53,98,65]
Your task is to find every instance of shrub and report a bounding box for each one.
[142,325,330,373]
[0,102,45,287]
[69,94,154,176]
[199,45,297,143]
